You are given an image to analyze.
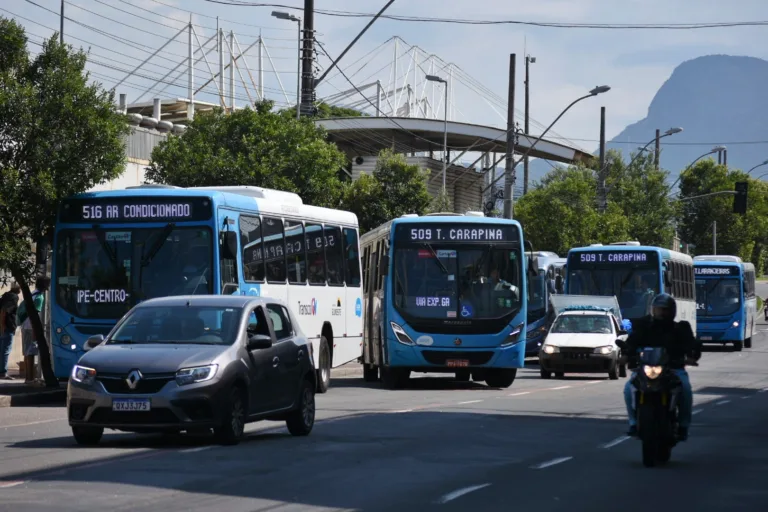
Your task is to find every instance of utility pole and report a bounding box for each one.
[523,55,535,195]
[654,128,660,169]
[723,148,727,168]
[503,54,516,219]
[713,221,717,255]
[60,0,64,44]
[301,0,315,116]
[597,106,606,212]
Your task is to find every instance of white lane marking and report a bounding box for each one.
[179,446,211,453]
[457,400,483,405]
[587,380,602,384]
[508,391,530,396]
[716,400,731,406]
[601,436,630,449]
[0,419,61,430]
[530,456,573,469]
[436,483,491,504]
[692,409,703,415]
[550,386,571,390]
[742,395,751,400]
[0,481,25,488]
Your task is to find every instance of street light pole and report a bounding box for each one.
[625,127,683,171]
[747,159,768,175]
[669,145,726,190]
[272,11,302,119]
[426,74,449,195]
[523,54,535,195]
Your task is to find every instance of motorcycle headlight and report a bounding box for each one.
[594,345,614,355]
[542,344,559,354]
[390,322,415,346]
[71,365,97,386]
[175,364,218,386]
[643,365,663,379]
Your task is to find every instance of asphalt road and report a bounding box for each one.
[1,307,768,511]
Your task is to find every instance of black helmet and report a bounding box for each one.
[650,293,676,322]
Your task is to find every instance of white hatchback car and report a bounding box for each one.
[538,302,628,380]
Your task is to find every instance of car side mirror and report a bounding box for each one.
[615,338,628,350]
[247,333,272,350]
[83,334,104,352]
[617,329,628,336]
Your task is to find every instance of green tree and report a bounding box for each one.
[515,167,630,255]
[339,149,431,233]
[428,189,453,214]
[147,100,347,208]
[314,102,366,119]
[677,159,768,267]
[0,20,129,386]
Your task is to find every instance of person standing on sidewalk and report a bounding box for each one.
[16,277,50,384]
[0,283,21,380]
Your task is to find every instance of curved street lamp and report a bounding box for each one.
[669,145,726,191]
[624,126,683,171]
[747,159,768,175]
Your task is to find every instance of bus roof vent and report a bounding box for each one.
[589,244,603,247]
[694,255,742,262]
[464,211,485,217]
[609,241,641,246]
[193,186,303,205]
[125,183,181,189]
[425,212,458,216]
[400,213,419,218]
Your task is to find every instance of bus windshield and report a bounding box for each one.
[55,227,213,319]
[393,244,523,321]
[528,271,547,324]
[696,278,741,316]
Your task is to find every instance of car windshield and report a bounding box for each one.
[393,244,523,320]
[528,272,547,324]
[55,228,213,319]
[108,305,243,345]
[551,314,613,334]
[696,278,741,316]
[567,267,659,319]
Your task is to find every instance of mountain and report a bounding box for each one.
[527,55,768,186]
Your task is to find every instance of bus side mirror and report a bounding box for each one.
[528,254,539,279]
[664,269,672,287]
[379,254,389,276]
[220,231,238,260]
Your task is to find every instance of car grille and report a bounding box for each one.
[97,373,175,394]
[560,347,593,360]
[421,350,494,366]
[89,408,180,425]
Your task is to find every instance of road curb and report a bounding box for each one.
[0,389,66,408]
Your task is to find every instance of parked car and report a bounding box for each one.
[67,295,316,446]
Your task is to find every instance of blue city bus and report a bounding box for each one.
[51,185,364,389]
[693,255,757,351]
[564,242,697,331]
[359,213,536,389]
[525,253,566,357]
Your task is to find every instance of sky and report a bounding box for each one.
[4,0,768,157]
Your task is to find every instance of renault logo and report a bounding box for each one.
[125,370,142,390]
[454,338,462,346]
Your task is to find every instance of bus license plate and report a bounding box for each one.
[112,399,151,412]
[446,359,469,368]
[700,336,712,341]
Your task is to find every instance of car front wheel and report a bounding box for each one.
[286,379,315,436]
[214,387,246,445]
[72,426,103,446]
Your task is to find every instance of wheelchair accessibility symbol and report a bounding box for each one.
[460,304,473,318]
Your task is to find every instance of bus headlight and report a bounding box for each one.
[542,344,559,354]
[732,321,740,328]
[594,345,614,355]
[501,323,525,347]
[390,322,415,346]
[643,365,663,379]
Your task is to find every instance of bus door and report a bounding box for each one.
[343,228,363,360]
[368,242,380,365]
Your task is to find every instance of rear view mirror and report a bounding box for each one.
[83,334,104,352]
[247,334,272,350]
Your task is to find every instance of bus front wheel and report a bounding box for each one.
[363,364,379,382]
[485,369,517,388]
[745,337,752,349]
[733,340,743,352]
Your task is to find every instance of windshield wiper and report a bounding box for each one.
[423,243,449,274]
[93,227,120,272]
[141,223,176,267]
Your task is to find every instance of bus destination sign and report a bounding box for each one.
[694,265,737,276]
[59,196,213,223]
[394,223,519,244]
[570,250,657,265]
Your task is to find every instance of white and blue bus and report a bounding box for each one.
[359,212,536,389]
[564,242,696,331]
[693,255,757,351]
[51,185,363,392]
[525,253,566,357]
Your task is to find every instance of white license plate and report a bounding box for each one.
[700,336,712,341]
[112,399,151,412]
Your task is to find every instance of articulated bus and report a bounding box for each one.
[693,255,756,351]
[359,212,536,389]
[51,185,363,392]
[525,253,566,357]
[564,242,696,332]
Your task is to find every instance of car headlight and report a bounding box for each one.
[175,364,218,386]
[71,365,97,386]
[390,322,415,346]
[643,365,663,379]
[542,344,559,354]
[594,345,614,355]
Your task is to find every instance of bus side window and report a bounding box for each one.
[343,228,361,288]
[263,217,286,283]
[324,225,344,286]
[284,220,306,284]
[306,223,326,285]
[361,246,370,294]
[376,240,385,292]
[240,215,264,282]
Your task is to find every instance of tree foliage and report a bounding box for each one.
[314,102,366,119]
[339,149,431,233]
[0,19,129,386]
[147,100,347,207]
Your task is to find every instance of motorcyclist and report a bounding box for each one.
[622,293,700,441]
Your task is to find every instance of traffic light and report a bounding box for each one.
[733,181,748,215]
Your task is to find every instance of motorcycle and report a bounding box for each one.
[617,341,696,467]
